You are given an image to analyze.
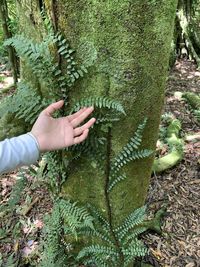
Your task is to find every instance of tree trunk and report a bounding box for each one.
[15,0,177,264]
[0,0,18,84]
[48,0,178,222]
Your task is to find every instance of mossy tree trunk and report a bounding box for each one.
[47,0,177,222]
[16,0,177,264]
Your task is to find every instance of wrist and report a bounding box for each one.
[28,132,41,152]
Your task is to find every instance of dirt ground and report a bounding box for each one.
[145,59,200,267]
[0,59,199,266]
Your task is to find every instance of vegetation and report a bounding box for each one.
[0,0,199,266]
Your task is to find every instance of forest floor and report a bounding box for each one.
[0,59,199,267]
[145,59,200,267]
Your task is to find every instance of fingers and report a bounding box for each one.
[42,100,64,116]
[71,107,94,128]
[74,117,96,136]
[67,107,87,121]
[74,129,89,145]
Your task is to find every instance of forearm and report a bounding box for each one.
[0,133,40,174]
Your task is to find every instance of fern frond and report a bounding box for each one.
[122,227,147,246]
[87,204,110,232]
[54,32,87,88]
[5,35,52,81]
[82,258,109,267]
[111,149,153,175]
[107,174,127,192]
[122,239,148,266]
[7,170,27,211]
[78,228,114,246]
[71,96,125,114]
[110,118,152,174]
[114,206,146,241]
[59,199,94,237]
[39,201,67,267]
[77,244,119,261]
[0,82,48,124]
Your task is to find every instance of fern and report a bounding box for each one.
[40,199,95,266]
[7,172,27,211]
[77,244,119,265]
[122,239,148,266]
[4,30,86,100]
[107,120,153,192]
[114,206,147,241]
[71,96,125,114]
[54,32,88,88]
[42,151,68,195]
[39,201,67,267]
[111,119,149,172]
[78,228,114,246]
[194,109,200,122]
[108,173,127,192]
[59,199,94,237]
[0,82,50,124]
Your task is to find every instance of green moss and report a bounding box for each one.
[183,92,200,110]
[55,0,178,227]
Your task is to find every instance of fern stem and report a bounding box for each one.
[105,127,124,266]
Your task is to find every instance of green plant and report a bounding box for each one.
[40,199,148,267]
[0,75,5,82]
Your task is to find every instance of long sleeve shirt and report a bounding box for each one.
[0,133,40,175]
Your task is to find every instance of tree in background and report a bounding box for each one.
[0,0,178,266]
[175,0,200,67]
[0,0,18,84]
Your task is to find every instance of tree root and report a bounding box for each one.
[152,118,184,174]
[133,206,167,267]
[182,92,200,110]
[182,92,200,122]
[143,205,167,235]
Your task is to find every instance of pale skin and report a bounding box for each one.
[31,100,96,152]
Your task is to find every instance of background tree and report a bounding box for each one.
[175,0,200,67]
[0,0,18,84]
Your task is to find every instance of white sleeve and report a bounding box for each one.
[0,133,40,174]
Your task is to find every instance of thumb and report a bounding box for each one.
[43,100,64,116]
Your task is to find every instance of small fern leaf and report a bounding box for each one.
[107,174,127,192]
[77,244,119,261]
[111,149,153,174]
[59,199,94,237]
[71,97,125,114]
[114,206,146,241]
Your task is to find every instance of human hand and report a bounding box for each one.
[31,100,96,152]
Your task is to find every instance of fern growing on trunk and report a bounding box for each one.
[1,13,154,267]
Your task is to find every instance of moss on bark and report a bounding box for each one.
[55,0,178,226]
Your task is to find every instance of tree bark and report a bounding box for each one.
[0,0,18,84]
